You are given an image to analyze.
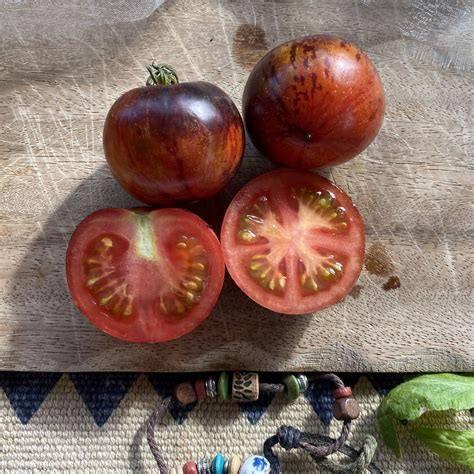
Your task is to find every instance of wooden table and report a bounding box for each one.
[1,0,472,371]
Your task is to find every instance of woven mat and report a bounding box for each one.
[0,373,470,472]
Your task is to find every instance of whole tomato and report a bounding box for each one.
[243,36,385,168]
[103,64,245,205]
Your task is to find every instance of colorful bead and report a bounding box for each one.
[205,377,217,398]
[227,455,242,474]
[333,397,360,421]
[282,374,300,401]
[297,374,309,392]
[183,461,198,474]
[218,372,230,401]
[211,453,225,474]
[173,382,197,406]
[239,455,270,473]
[197,458,210,473]
[194,379,207,401]
[333,386,352,399]
[232,372,259,402]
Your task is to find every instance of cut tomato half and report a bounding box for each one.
[221,169,365,314]
[66,208,224,342]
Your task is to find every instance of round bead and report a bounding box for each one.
[333,397,360,421]
[173,382,198,406]
[218,372,230,401]
[333,386,352,399]
[239,455,270,473]
[282,374,300,401]
[297,374,309,392]
[227,455,242,474]
[232,372,259,402]
[183,461,198,474]
[205,377,217,398]
[211,453,225,474]
[194,379,207,401]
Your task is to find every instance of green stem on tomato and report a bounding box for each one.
[146,62,179,86]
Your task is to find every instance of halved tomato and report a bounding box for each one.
[66,208,224,342]
[221,169,365,314]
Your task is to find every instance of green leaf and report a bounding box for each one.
[413,428,474,469]
[377,373,474,457]
[377,412,402,457]
[379,374,474,422]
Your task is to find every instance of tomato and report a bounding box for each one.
[243,35,385,168]
[220,169,365,314]
[66,208,225,342]
[103,63,244,206]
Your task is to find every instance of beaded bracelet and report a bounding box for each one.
[146,372,381,474]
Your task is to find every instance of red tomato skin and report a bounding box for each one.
[103,82,245,205]
[243,35,385,168]
[220,169,365,314]
[66,208,225,343]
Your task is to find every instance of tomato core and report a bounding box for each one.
[221,170,364,314]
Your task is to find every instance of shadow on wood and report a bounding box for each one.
[7,164,312,371]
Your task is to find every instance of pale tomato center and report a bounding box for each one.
[237,187,349,297]
[83,214,209,318]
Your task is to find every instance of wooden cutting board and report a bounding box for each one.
[0,0,472,371]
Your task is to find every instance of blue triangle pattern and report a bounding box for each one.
[367,373,405,398]
[147,373,196,424]
[239,389,275,425]
[304,379,334,425]
[336,373,360,389]
[69,373,138,427]
[0,372,61,424]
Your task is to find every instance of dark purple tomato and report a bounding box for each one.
[103,64,245,205]
[243,36,385,168]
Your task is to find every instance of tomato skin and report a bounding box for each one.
[66,208,225,343]
[220,169,365,315]
[243,35,385,168]
[103,82,245,205]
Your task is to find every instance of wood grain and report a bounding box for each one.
[0,0,472,372]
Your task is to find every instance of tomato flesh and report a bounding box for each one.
[221,169,365,314]
[66,208,224,342]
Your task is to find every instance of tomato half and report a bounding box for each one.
[221,169,365,314]
[66,208,224,342]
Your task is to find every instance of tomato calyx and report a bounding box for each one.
[145,61,179,86]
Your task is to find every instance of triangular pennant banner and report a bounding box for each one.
[0,372,61,424]
[304,378,334,425]
[69,372,138,427]
[367,373,405,398]
[239,389,275,425]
